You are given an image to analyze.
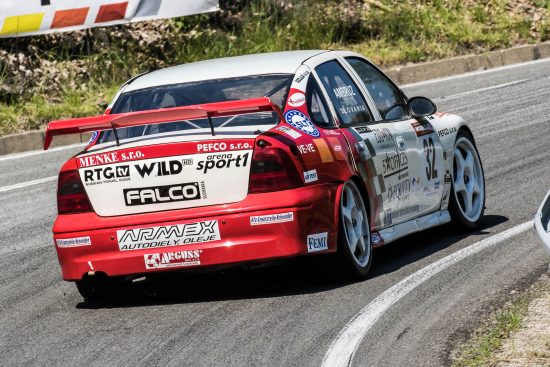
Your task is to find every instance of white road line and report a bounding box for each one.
[401,57,550,88]
[321,220,534,367]
[0,176,57,193]
[0,143,84,163]
[433,79,528,102]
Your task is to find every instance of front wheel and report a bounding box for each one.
[336,180,372,280]
[449,130,485,229]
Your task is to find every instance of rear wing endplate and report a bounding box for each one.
[44,97,282,150]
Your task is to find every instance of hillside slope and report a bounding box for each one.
[0,0,548,136]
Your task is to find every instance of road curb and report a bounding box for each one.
[0,131,90,155]
[1,41,549,157]
[386,42,550,85]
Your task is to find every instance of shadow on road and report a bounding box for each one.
[370,214,508,278]
[77,214,508,309]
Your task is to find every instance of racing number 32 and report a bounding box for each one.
[424,138,438,181]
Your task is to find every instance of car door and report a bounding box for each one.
[343,56,445,223]
[312,59,403,229]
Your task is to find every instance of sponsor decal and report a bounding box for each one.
[117,220,220,251]
[339,104,368,116]
[56,236,91,248]
[383,204,420,226]
[371,232,384,246]
[200,181,207,199]
[313,138,334,163]
[144,250,202,269]
[134,158,193,178]
[383,209,392,226]
[354,126,372,134]
[372,128,396,148]
[250,212,294,226]
[444,171,452,184]
[298,143,316,154]
[443,150,448,161]
[387,177,418,201]
[288,92,306,107]
[285,110,320,138]
[196,152,249,174]
[324,129,340,136]
[307,232,328,253]
[76,140,254,168]
[423,181,440,196]
[437,126,457,137]
[87,131,98,145]
[276,126,302,139]
[333,86,356,99]
[294,70,310,83]
[303,169,318,183]
[411,121,435,137]
[83,158,194,185]
[394,204,420,219]
[79,148,252,216]
[395,136,406,151]
[327,137,346,160]
[196,142,252,153]
[78,150,144,168]
[382,152,409,179]
[356,141,371,161]
[83,165,131,186]
[124,182,201,206]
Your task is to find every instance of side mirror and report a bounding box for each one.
[408,96,437,118]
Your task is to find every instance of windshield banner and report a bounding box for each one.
[0,0,218,38]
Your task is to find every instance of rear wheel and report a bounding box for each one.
[337,180,372,279]
[449,130,485,229]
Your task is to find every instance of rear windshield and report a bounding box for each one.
[100,74,292,142]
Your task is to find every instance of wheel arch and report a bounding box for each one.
[334,175,373,243]
[350,175,371,216]
[457,124,478,148]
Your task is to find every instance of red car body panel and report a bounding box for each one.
[54,184,339,280]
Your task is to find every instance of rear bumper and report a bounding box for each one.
[53,184,339,280]
[534,190,550,257]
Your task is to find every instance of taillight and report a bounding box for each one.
[57,170,93,214]
[248,148,302,194]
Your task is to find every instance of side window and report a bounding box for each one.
[315,60,373,126]
[346,57,409,120]
[306,77,334,128]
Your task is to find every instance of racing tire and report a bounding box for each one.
[75,274,127,302]
[449,130,485,230]
[336,180,373,280]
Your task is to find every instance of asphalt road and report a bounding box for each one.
[1,59,549,367]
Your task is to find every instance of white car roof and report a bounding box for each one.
[124,50,328,92]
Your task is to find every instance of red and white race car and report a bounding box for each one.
[46,50,486,300]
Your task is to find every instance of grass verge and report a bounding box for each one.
[452,273,550,367]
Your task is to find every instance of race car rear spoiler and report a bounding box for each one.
[44,97,283,150]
